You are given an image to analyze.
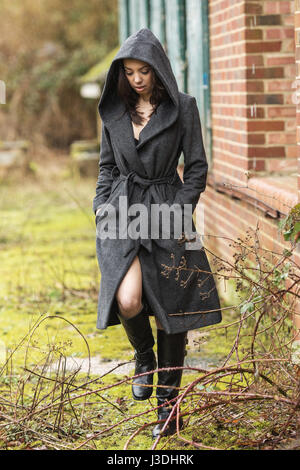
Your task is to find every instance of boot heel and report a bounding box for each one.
[152,403,184,439]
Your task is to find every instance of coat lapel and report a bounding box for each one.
[104,97,179,178]
[105,101,147,177]
[136,98,179,151]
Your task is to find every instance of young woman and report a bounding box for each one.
[93,28,222,438]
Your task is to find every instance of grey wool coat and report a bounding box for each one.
[93,28,222,334]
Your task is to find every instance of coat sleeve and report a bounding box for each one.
[173,97,208,213]
[92,124,116,215]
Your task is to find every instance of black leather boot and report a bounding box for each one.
[152,329,187,439]
[117,304,157,401]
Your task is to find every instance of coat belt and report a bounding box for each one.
[111,168,178,256]
[111,167,178,186]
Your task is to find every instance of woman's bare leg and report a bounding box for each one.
[116,255,143,319]
[116,254,164,329]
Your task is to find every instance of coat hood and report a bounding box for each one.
[98,28,179,124]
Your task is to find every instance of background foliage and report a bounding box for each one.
[0,0,118,149]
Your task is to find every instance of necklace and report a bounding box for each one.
[136,103,156,119]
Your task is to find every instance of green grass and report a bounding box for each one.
[0,172,296,450]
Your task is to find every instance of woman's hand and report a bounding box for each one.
[96,202,108,217]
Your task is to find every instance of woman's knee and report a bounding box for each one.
[117,294,142,318]
[116,255,143,318]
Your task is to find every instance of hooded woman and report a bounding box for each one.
[93,28,222,438]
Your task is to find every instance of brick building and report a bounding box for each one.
[206,0,299,336]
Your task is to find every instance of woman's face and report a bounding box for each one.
[123,58,154,99]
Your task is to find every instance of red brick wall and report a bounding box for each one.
[209,0,296,187]
[201,183,300,338]
[295,0,300,199]
[199,0,300,337]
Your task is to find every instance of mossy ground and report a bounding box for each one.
[0,168,294,450]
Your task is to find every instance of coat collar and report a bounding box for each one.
[104,97,179,178]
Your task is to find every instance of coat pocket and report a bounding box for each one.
[95,178,121,226]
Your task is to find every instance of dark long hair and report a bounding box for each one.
[117,60,169,125]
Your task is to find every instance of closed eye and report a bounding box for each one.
[125,70,150,75]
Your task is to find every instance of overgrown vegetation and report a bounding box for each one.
[0,164,299,450]
[0,0,118,148]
